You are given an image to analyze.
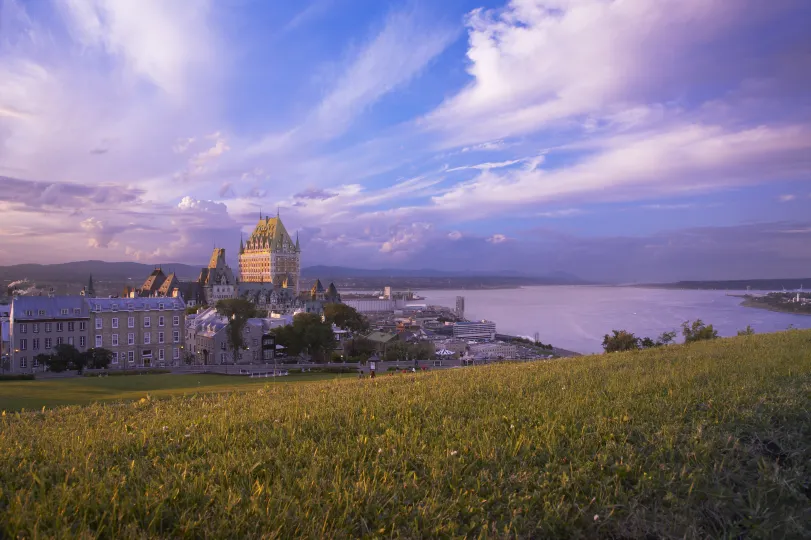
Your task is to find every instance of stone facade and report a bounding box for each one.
[87,297,186,368]
[239,213,300,294]
[9,296,90,373]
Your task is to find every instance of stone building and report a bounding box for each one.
[87,297,186,368]
[198,248,238,305]
[8,296,90,373]
[239,212,300,293]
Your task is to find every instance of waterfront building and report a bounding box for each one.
[8,296,90,373]
[87,297,186,368]
[455,296,465,319]
[452,320,496,340]
[469,342,517,360]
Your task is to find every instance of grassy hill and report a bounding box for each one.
[1,331,810,537]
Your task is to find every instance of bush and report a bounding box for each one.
[308,366,358,374]
[83,369,171,377]
[737,325,755,336]
[0,374,35,381]
[602,330,641,353]
[682,319,719,343]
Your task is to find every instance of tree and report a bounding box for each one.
[737,325,755,336]
[657,330,677,345]
[344,337,377,360]
[602,330,641,353]
[272,313,335,363]
[52,343,85,373]
[323,303,369,333]
[1,356,11,373]
[84,348,113,369]
[216,299,258,366]
[682,319,719,343]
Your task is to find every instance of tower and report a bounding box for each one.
[238,212,300,294]
[87,274,96,298]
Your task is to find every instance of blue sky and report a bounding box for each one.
[1,0,810,281]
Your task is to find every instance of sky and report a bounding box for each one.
[1,0,810,282]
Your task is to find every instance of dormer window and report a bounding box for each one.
[159,303,165,310]
[73,308,81,315]
[112,304,118,312]
[95,305,101,312]
[61,309,68,315]
[128,303,134,310]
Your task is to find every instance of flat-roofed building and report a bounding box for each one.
[452,320,496,340]
[87,297,186,369]
[9,296,90,373]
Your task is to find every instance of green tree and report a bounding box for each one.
[216,299,258,365]
[272,313,335,363]
[737,325,755,336]
[657,330,677,345]
[84,348,114,370]
[682,319,719,343]
[323,303,369,333]
[344,337,377,359]
[52,343,85,373]
[602,330,640,353]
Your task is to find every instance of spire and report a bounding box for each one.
[295,230,300,251]
[277,206,280,218]
[87,274,95,298]
[259,208,262,221]
[239,233,244,254]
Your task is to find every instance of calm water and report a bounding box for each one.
[420,286,811,354]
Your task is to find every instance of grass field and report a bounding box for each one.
[1,331,810,538]
[0,373,352,411]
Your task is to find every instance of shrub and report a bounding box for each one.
[602,330,641,353]
[83,369,171,377]
[737,325,755,336]
[0,374,35,381]
[682,319,719,343]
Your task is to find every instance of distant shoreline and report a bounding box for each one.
[737,297,811,316]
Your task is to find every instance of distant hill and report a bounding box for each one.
[301,265,588,283]
[640,278,811,291]
[0,260,201,285]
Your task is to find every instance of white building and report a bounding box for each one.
[469,342,517,360]
[343,298,407,313]
[452,320,496,340]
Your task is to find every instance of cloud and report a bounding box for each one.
[487,234,507,244]
[778,194,796,202]
[282,0,334,33]
[219,182,236,198]
[0,175,142,210]
[537,208,583,218]
[173,137,195,153]
[189,133,229,171]
[80,217,123,248]
[448,230,462,240]
[177,196,228,214]
[445,159,523,172]
[379,222,433,255]
[294,188,337,200]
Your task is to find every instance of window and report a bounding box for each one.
[33,356,39,368]
[95,318,102,330]
[112,318,119,329]
[221,353,226,363]
[220,341,226,350]
[56,322,64,332]
[159,316,165,327]
[61,308,68,315]
[45,338,52,349]
[25,310,33,316]
[79,336,86,348]
[112,304,118,312]
[56,337,63,346]
[173,348,180,360]
[128,317,134,328]
[144,333,151,345]
[32,338,39,350]
[79,321,86,331]
[128,351,134,363]
[112,334,119,346]
[173,316,180,326]
[95,335,102,347]
[20,357,27,369]
[158,332,164,344]
[45,323,52,333]
[173,331,179,343]
[19,323,27,334]
[38,310,46,316]
[112,352,119,364]
[68,337,74,346]
[253,338,258,346]
[159,303,165,310]
[19,338,27,350]
[159,348,165,361]
[127,303,134,311]
[73,308,81,315]
[67,322,74,332]
[33,323,39,333]
[94,304,101,312]
[128,333,134,345]
[144,316,151,328]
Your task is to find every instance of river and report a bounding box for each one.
[419,286,811,354]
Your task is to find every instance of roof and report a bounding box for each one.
[11,296,89,320]
[157,273,179,296]
[244,215,298,253]
[209,248,227,269]
[365,331,398,344]
[140,268,167,293]
[87,297,185,313]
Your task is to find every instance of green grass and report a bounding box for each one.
[0,373,352,411]
[1,331,810,538]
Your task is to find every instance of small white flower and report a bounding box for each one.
[162,426,168,432]
[593,514,599,521]
[450,450,458,456]
[378,448,383,454]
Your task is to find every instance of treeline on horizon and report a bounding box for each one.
[651,278,811,290]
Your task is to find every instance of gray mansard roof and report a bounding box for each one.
[11,296,89,321]
[87,297,185,313]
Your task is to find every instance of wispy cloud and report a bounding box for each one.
[778,194,796,202]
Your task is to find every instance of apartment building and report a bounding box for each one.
[87,297,186,368]
[452,320,497,340]
[9,297,90,373]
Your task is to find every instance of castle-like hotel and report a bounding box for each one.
[125,212,339,311]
